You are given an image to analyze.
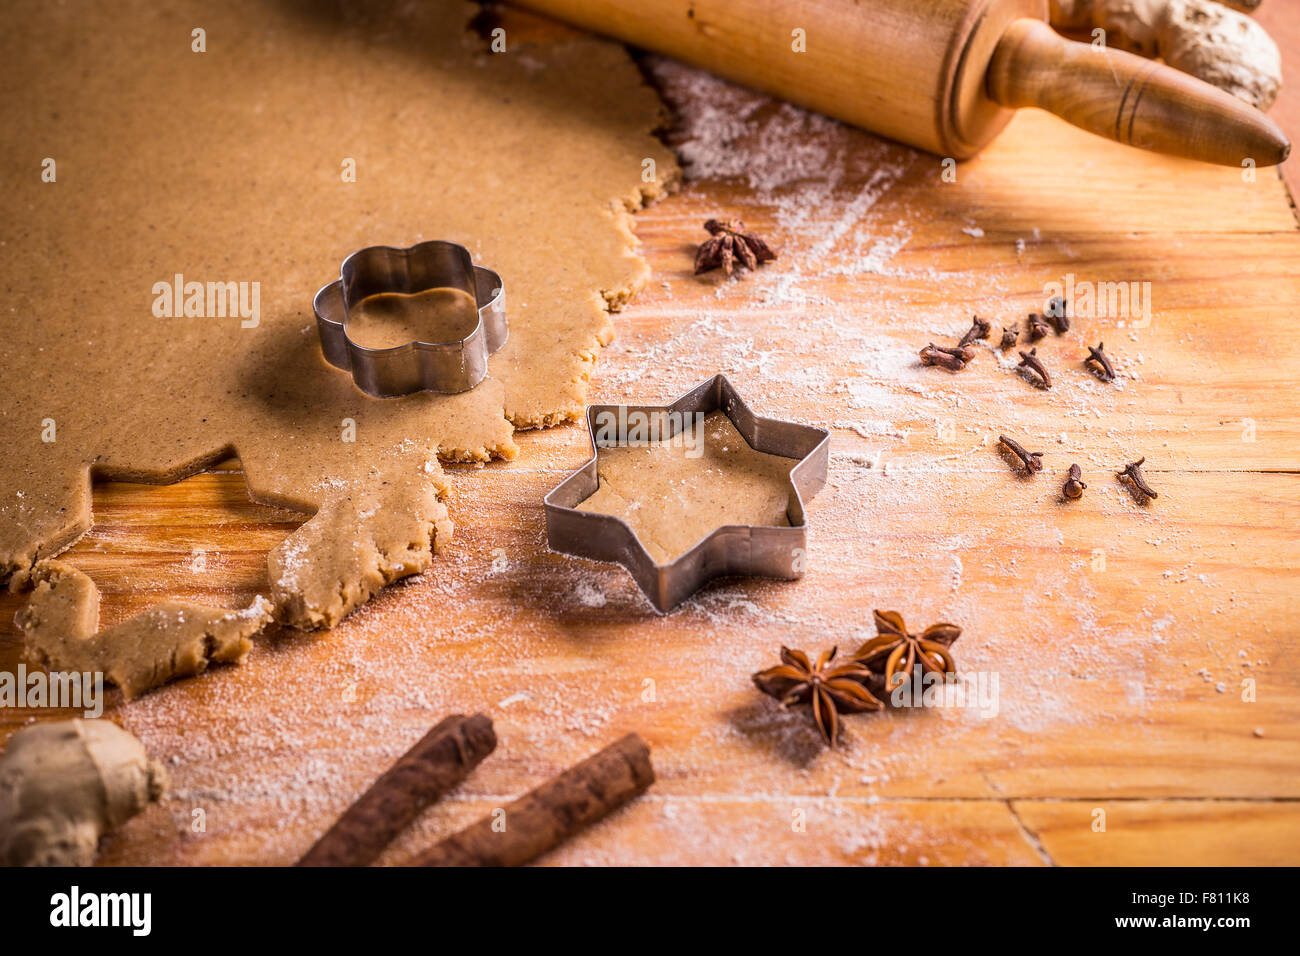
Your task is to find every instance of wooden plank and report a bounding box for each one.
[942,111,1296,234]
[621,193,1300,473]
[92,794,1046,866]
[1256,0,1300,215]
[2,10,1299,867]
[3,465,1295,802]
[0,470,300,632]
[1013,800,1300,867]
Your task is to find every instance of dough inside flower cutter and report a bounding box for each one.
[314,240,508,397]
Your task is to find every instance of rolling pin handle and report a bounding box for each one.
[988,18,1290,168]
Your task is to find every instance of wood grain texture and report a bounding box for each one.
[1013,801,1300,867]
[3,12,1300,866]
[1257,0,1300,210]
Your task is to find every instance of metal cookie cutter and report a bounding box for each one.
[314,240,507,397]
[544,374,830,613]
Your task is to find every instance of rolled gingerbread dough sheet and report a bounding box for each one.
[0,0,678,694]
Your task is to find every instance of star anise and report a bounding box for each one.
[752,646,882,746]
[853,610,960,692]
[693,218,776,277]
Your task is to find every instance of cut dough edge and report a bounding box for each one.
[504,184,681,431]
[4,16,682,699]
[14,458,456,698]
[17,560,272,701]
[7,176,672,697]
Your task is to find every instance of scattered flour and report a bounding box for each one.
[35,54,1271,868]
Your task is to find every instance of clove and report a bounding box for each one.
[999,434,1043,474]
[1063,463,1087,499]
[1085,342,1115,382]
[957,316,991,348]
[1046,296,1070,334]
[1118,458,1158,499]
[998,323,1019,351]
[920,343,975,371]
[1018,348,1053,389]
[1025,313,1050,341]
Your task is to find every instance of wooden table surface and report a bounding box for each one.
[3,11,1299,866]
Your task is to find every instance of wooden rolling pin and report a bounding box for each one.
[512,0,1290,166]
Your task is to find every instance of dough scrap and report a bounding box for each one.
[0,0,678,685]
[270,461,453,629]
[17,561,272,699]
[577,412,798,564]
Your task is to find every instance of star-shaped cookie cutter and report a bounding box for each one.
[314,240,507,397]
[544,375,830,612]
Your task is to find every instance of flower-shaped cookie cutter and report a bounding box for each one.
[544,375,830,613]
[314,240,507,397]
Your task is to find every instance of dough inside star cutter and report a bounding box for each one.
[314,240,507,397]
[544,375,830,612]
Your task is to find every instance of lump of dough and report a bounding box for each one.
[17,560,272,698]
[269,469,452,629]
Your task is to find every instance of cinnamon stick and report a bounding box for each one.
[297,713,496,867]
[415,732,654,867]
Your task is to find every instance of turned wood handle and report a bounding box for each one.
[988,18,1290,167]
